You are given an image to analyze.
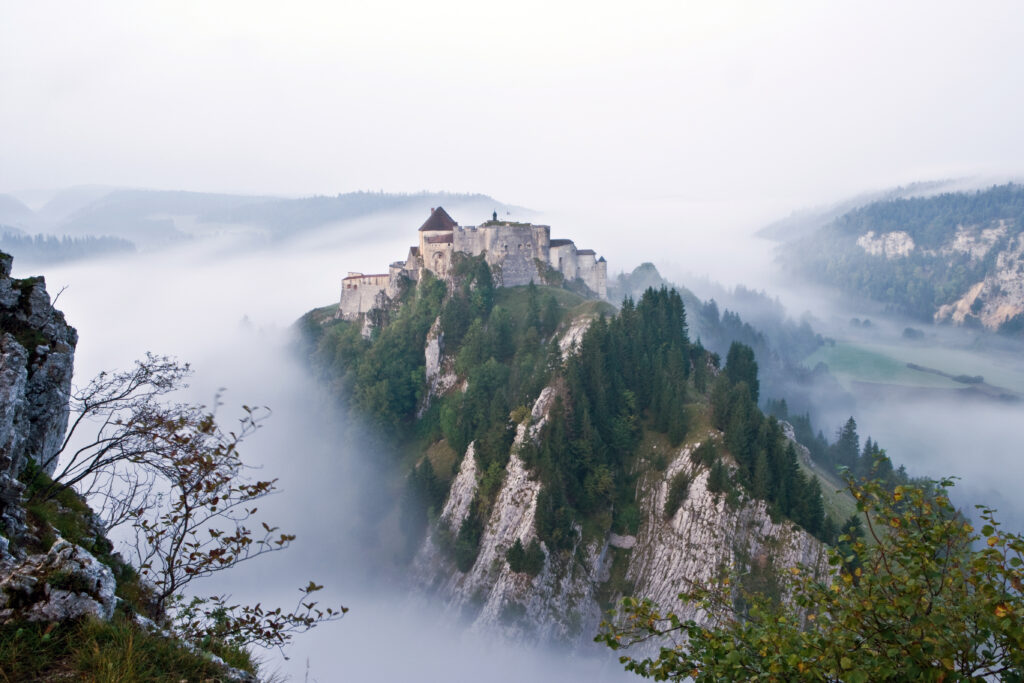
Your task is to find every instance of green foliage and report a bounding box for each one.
[399,459,450,560]
[689,440,718,468]
[530,287,693,545]
[506,538,546,576]
[663,471,691,519]
[0,614,256,681]
[454,496,485,572]
[307,271,446,435]
[598,476,1024,681]
[47,569,98,594]
[711,370,832,539]
[706,459,731,497]
[725,342,760,404]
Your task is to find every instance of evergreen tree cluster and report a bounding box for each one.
[766,400,912,491]
[0,232,135,263]
[505,538,545,576]
[711,343,832,540]
[304,259,578,571]
[524,288,698,549]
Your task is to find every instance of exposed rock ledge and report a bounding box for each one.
[0,538,116,624]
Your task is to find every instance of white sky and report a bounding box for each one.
[3,0,1024,212]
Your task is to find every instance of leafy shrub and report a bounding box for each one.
[663,471,692,520]
[506,538,546,576]
[690,440,718,468]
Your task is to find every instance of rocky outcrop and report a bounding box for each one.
[420,317,458,416]
[0,252,77,550]
[413,394,828,651]
[413,386,610,646]
[0,538,116,623]
[856,230,915,258]
[626,441,828,641]
[935,232,1024,329]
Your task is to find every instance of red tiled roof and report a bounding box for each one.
[418,206,458,232]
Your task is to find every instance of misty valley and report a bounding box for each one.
[1,184,1023,680]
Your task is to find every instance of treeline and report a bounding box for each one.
[831,183,1024,249]
[0,232,134,263]
[523,288,700,550]
[709,343,832,541]
[766,399,911,489]
[608,263,842,423]
[525,291,835,553]
[786,244,989,321]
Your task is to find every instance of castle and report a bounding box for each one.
[338,207,607,321]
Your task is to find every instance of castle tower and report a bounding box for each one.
[418,206,457,279]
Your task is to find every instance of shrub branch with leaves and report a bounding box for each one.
[31,354,347,656]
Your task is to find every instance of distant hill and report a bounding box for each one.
[775,183,1024,334]
[3,188,516,248]
[756,179,968,242]
[0,194,34,229]
[198,191,518,237]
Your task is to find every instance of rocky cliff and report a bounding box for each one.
[410,320,829,652]
[301,275,838,659]
[0,253,257,681]
[0,252,77,551]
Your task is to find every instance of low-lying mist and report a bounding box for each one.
[14,194,1024,677]
[11,209,634,681]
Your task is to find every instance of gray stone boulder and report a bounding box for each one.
[0,538,116,623]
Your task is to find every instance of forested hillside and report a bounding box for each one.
[777,184,1024,333]
[299,257,848,574]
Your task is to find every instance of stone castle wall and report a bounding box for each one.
[463,224,550,287]
[576,252,607,299]
[339,272,389,321]
[550,244,578,280]
[339,211,607,320]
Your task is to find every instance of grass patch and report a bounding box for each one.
[0,614,255,682]
[493,285,586,324]
[797,458,858,532]
[425,439,459,482]
[637,429,674,472]
[803,343,961,390]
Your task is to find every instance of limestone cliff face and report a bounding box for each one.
[626,441,828,637]
[849,219,1024,331]
[412,386,610,646]
[934,229,1024,329]
[0,253,77,551]
[411,318,828,650]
